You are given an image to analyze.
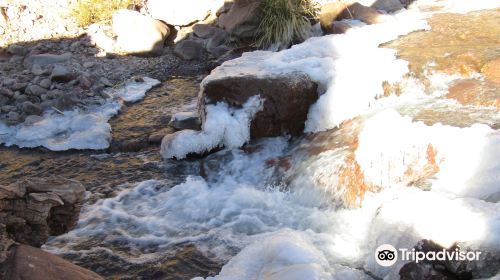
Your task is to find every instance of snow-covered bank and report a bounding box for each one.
[0,77,159,150]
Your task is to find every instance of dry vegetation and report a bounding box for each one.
[71,0,139,27]
[254,0,319,50]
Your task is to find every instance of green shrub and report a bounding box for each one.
[254,0,318,50]
[71,0,137,27]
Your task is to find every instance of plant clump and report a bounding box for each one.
[71,0,138,27]
[254,0,319,50]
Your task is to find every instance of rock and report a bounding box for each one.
[6,111,20,125]
[53,93,78,111]
[0,177,85,247]
[51,65,75,83]
[146,0,214,26]
[31,64,46,76]
[216,1,234,16]
[23,53,71,68]
[1,244,104,280]
[201,72,319,137]
[25,84,47,96]
[169,111,201,130]
[83,61,95,68]
[99,77,114,87]
[320,2,386,31]
[1,105,15,113]
[112,9,170,56]
[0,87,13,98]
[38,78,51,89]
[481,58,500,84]
[319,2,347,32]
[339,3,386,24]
[324,21,352,34]
[86,25,115,53]
[21,101,42,115]
[208,44,231,58]
[174,39,206,60]
[370,0,404,12]
[218,0,262,40]
[193,24,221,39]
[10,82,27,91]
[6,44,27,56]
[77,75,92,90]
[24,115,43,125]
[206,29,229,51]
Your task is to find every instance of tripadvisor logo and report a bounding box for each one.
[375,244,482,267]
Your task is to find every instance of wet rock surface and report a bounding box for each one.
[0,177,85,247]
[201,72,319,138]
[1,244,104,280]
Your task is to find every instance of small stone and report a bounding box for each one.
[7,44,28,56]
[11,82,28,91]
[51,65,75,83]
[15,94,29,103]
[6,111,21,124]
[1,105,15,113]
[78,75,92,90]
[24,53,72,68]
[31,64,45,75]
[83,61,95,68]
[26,84,47,96]
[39,78,52,89]
[99,77,114,87]
[0,87,14,98]
[21,101,43,115]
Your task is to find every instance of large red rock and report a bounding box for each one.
[200,72,319,138]
[2,244,103,280]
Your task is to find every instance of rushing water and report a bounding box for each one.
[3,1,496,280]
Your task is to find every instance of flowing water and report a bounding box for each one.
[1,1,499,280]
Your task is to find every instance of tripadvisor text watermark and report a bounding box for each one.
[375,244,482,267]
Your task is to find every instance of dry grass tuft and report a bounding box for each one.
[71,0,138,27]
[254,0,318,50]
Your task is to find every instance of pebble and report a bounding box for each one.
[38,78,52,89]
[22,101,43,115]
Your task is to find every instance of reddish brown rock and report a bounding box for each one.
[2,244,103,280]
[200,72,319,138]
[482,58,500,84]
[320,2,386,32]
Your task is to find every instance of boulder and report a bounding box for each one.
[218,0,262,40]
[200,72,319,137]
[0,177,85,247]
[112,9,170,56]
[23,53,71,68]
[146,0,215,26]
[174,39,206,60]
[1,244,103,280]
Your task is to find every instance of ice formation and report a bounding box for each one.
[0,77,159,150]
[160,96,263,159]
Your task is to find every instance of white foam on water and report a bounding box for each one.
[0,77,159,150]
[160,96,263,159]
